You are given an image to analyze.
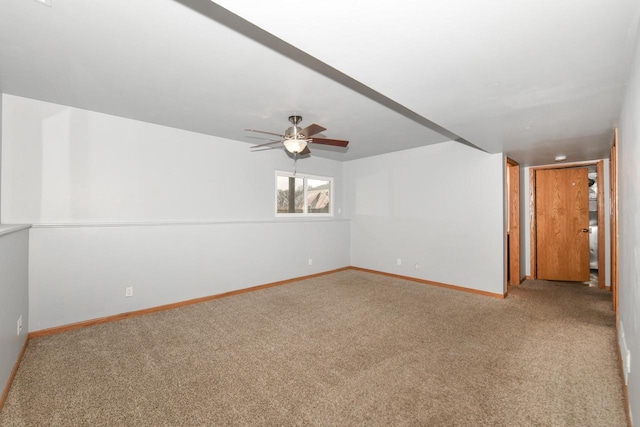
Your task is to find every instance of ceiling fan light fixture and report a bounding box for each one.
[246,115,348,156]
[283,137,308,154]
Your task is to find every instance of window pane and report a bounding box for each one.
[306,178,330,213]
[276,176,304,213]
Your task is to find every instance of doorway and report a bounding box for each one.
[529,160,606,288]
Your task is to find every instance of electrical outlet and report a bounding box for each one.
[619,321,631,385]
[308,258,313,266]
[125,286,133,297]
[17,315,22,336]
[396,258,402,266]
[414,263,421,270]
[622,350,631,385]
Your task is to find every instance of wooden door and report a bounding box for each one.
[536,168,590,281]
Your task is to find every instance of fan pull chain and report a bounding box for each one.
[293,153,298,175]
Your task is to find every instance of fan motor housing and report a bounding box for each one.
[285,126,307,138]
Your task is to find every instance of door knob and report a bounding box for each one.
[581,228,589,233]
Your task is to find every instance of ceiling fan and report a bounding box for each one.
[245,115,349,156]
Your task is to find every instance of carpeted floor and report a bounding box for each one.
[0,270,628,426]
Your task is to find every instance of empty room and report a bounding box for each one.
[1,0,639,425]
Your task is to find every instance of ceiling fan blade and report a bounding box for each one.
[299,146,311,155]
[251,146,279,151]
[310,137,349,147]
[245,129,285,138]
[251,140,283,149]
[300,123,326,137]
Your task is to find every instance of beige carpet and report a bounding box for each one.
[0,270,628,426]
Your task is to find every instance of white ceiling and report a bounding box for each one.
[1,0,639,165]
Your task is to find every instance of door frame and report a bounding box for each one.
[610,129,619,312]
[506,157,521,286]
[529,160,606,288]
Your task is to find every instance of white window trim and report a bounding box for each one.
[275,170,334,217]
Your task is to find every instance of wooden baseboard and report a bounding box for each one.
[29,265,505,339]
[349,267,506,299]
[0,336,29,414]
[616,326,633,427]
[29,267,352,339]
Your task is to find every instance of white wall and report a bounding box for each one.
[344,142,505,295]
[0,96,30,397]
[28,221,349,331]
[0,227,29,394]
[617,24,640,425]
[0,87,2,212]
[1,94,347,223]
[2,95,350,331]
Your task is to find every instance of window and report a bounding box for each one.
[275,171,333,216]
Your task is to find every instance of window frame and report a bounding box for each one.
[274,171,334,217]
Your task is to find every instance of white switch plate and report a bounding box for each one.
[17,315,22,336]
[396,258,402,266]
[125,286,133,297]
[308,258,313,266]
